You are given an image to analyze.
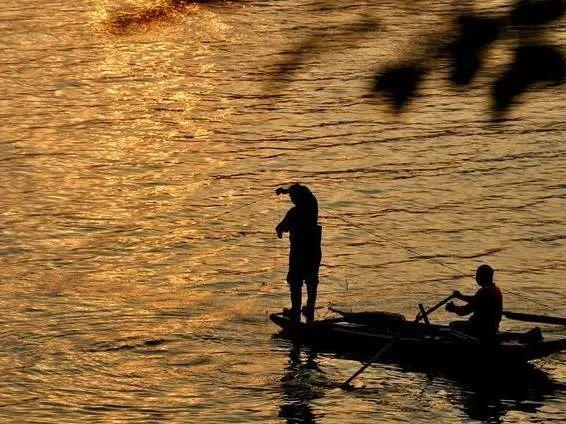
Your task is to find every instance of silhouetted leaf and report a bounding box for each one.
[449,15,503,85]
[275,18,380,83]
[511,0,565,26]
[373,66,427,112]
[493,44,565,111]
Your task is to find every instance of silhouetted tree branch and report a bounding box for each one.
[275,0,565,118]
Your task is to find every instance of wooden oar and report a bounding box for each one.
[340,294,455,389]
[415,294,455,321]
[503,311,566,326]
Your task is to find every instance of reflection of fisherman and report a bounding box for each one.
[279,343,323,423]
[275,184,322,324]
[446,264,503,342]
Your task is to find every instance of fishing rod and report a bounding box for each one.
[320,207,560,313]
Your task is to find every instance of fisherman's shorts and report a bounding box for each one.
[287,253,321,287]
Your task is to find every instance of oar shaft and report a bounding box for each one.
[416,294,455,321]
[503,311,566,326]
[341,293,455,388]
[342,340,397,386]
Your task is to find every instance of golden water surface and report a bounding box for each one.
[0,0,565,422]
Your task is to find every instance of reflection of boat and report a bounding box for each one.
[272,335,564,423]
[270,311,566,366]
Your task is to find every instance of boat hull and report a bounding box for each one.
[270,313,565,366]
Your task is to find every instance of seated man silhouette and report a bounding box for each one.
[446,264,503,342]
[275,184,322,324]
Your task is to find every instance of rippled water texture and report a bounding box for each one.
[1,0,565,422]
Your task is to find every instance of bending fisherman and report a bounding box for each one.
[446,264,503,342]
[275,184,322,324]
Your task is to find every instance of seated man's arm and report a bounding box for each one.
[453,290,481,316]
[447,290,479,316]
[452,302,475,316]
[453,290,475,303]
[458,294,475,303]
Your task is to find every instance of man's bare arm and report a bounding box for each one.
[453,290,475,303]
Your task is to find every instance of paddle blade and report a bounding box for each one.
[340,382,356,391]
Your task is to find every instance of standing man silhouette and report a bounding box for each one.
[276,184,322,324]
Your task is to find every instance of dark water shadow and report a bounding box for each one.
[420,361,562,423]
[278,339,329,424]
[448,14,502,86]
[347,361,564,423]
[271,17,380,92]
[511,0,565,26]
[272,334,564,423]
[86,338,170,352]
[372,65,427,113]
[493,44,565,115]
[104,0,230,35]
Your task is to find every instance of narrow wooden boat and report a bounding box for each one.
[270,311,566,366]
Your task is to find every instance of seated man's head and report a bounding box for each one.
[475,264,494,286]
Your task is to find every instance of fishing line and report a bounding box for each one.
[320,206,559,313]
[205,197,268,222]
[172,196,269,239]
[217,196,557,313]
[274,195,282,276]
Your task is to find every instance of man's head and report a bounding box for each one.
[475,264,494,286]
[288,183,312,206]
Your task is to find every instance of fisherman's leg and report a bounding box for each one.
[289,282,302,323]
[286,271,302,323]
[303,264,320,325]
[303,281,318,324]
